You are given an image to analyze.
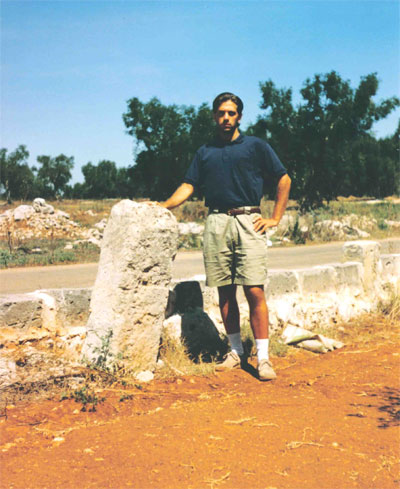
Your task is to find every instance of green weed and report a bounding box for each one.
[0,249,11,267]
[0,238,99,268]
[119,394,134,402]
[91,329,114,371]
[62,386,105,412]
[269,335,289,357]
[291,217,306,245]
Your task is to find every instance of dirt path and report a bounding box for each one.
[1,331,399,489]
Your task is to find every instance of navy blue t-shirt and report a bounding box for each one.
[183,134,287,209]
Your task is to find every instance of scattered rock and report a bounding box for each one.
[13,205,35,221]
[385,220,400,229]
[0,198,82,241]
[178,222,204,235]
[33,198,54,214]
[135,370,154,383]
[314,220,370,240]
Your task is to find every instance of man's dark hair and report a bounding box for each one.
[212,92,244,115]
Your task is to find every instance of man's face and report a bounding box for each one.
[213,100,242,135]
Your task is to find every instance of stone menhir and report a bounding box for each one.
[82,200,178,372]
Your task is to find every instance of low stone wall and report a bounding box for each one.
[164,240,399,348]
[0,240,399,388]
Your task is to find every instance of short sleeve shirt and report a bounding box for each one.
[183,134,287,209]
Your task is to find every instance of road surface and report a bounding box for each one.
[1,239,398,294]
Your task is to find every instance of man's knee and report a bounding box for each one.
[243,285,266,307]
[218,284,237,307]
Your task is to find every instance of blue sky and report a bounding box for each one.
[1,0,399,184]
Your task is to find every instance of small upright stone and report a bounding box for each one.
[82,201,178,373]
[343,240,381,294]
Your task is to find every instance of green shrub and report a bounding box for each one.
[63,386,105,412]
[0,249,11,267]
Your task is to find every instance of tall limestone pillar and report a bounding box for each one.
[82,200,178,373]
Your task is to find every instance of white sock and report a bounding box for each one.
[228,332,244,356]
[256,339,270,362]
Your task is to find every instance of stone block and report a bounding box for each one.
[39,288,92,326]
[384,240,400,254]
[342,241,381,293]
[266,270,300,297]
[298,266,337,294]
[381,254,400,280]
[0,294,42,329]
[333,262,363,291]
[202,284,218,311]
[269,297,296,324]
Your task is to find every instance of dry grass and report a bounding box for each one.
[53,199,115,228]
[334,298,400,348]
[156,331,218,379]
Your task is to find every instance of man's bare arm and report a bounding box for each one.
[160,183,195,210]
[253,174,292,234]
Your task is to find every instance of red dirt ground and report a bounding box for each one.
[1,332,399,489]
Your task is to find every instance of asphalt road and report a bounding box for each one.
[1,239,398,295]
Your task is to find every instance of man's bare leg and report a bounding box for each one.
[218,284,240,334]
[243,285,269,339]
[216,285,244,369]
[243,285,276,380]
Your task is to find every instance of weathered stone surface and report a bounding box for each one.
[270,297,297,325]
[333,262,363,292]
[0,345,83,390]
[343,240,381,293]
[266,270,300,297]
[33,198,54,214]
[298,266,337,294]
[135,370,154,383]
[0,353,18,388]
[82,200,179,372]
[0,294,42,329]
[380,253,400,295]
[39,288,92,327]
[178,222,204,235]
[381,254,400,279]
[13,205,34,221]
[163,314,182,340]
[385,239,400,254]
[0,326,50,347]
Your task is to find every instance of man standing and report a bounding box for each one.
[160,92,291,380]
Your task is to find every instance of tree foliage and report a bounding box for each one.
[123,97,214,199]
[35,154,74,199]
[1,72,398,205]
[79,160,133,199]
[248,71,399,208]
[0,145,35,202]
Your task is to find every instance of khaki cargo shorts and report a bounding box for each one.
[203,210,268,287]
